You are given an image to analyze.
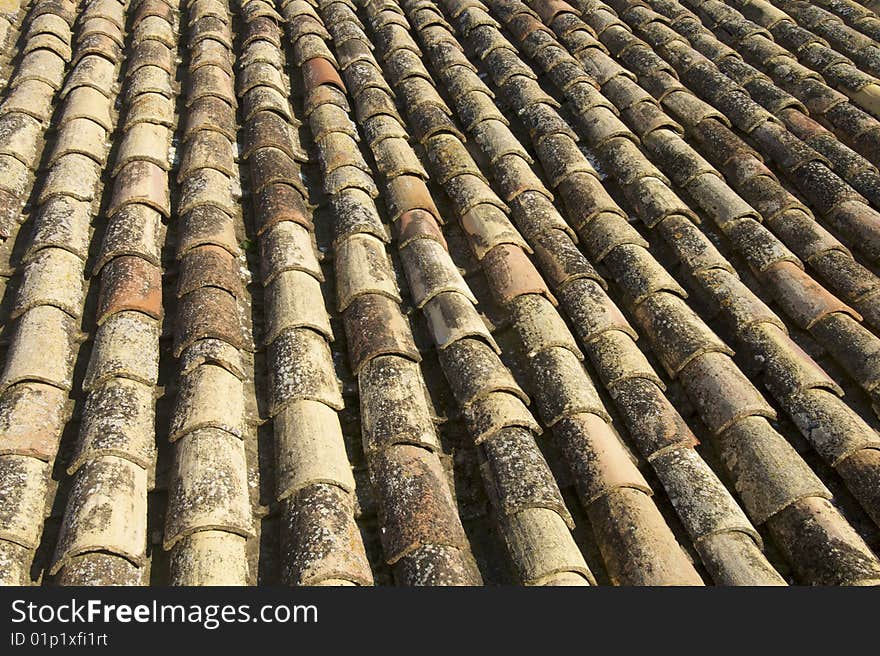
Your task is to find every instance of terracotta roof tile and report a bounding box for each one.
[96,255,163,323]
[3,0,880,587]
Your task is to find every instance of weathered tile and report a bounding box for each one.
[482,244,555,306]
[167,531,248,585]
[0,455,50,548]
[267,327,344,414]
[261,220,323,284]
[444,172,508,214]
[422,291,497,351]
[303,56,347,92]
[179,338,248,381]
[169,364,246,442]
[13,248,85,319]
[317,132,370,174]
[264,269,334,345]
[324,166,379,198]
[108,160,171,218]
[293,34,340,68]
[410,101,466,144]
[370,444,468,563]
[125,91,175,129]
[331,187,389,245]
[237,61,287,98]
[0,383,68,461]
[0,540,33,585]
[72,378,156,472]
[97,204,164,271]
[0,113,42,166]
[188,65,237,108]
[177,244,245,299]
[281,484,374,585]
[400,237,477,308]
[97,256,163,324]
[135,15,176,48]
[17,49,66,89]
[174,286,245,356]
[274,399,356,498]
[360,355,440,453]
[164,428,254,548]
[385,174,442,222]
[632,293,733,378]
[336,233,401,310]
[343,294,421,373]
[84,311,161,390]
[397,208,445,252]
[3,71,54,121]
[184,96,238,141]
[51,456,148,573]
[178,167,237,216]
[253,182,311,235]
[177,129,236,181]
[1,306,77,392]
[244,109,307,160]
[114,123,172,173]
[716,416,830,524]
[425,133,487,184]
[39,153,100,202]
[480,427,573,526]
[439,336,528,407]
[59,86,112,130]
[461,390,542,445]
[130,39,175,76]
[61,54,116,98]
[372,136,429,178]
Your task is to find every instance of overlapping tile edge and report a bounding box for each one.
[0,0,879,585]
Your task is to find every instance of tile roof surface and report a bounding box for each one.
[1,0,880,586]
